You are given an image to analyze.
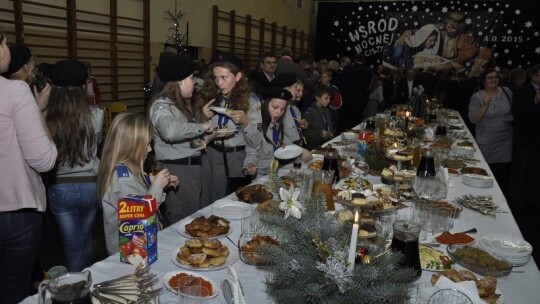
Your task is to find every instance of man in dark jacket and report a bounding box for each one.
[249,52,277,98]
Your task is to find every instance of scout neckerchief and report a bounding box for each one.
[321,107,330,131]
[289,107,306,145]
[217,96,230,129]
[271,123,280,151]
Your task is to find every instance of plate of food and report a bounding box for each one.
[433,231,475,245]
[420,244,454,271]
[239,233,280,266]
[177,216,231,239]
[460,167,488,176]
[214,127,237,136]
[431,269,504,304]
[235,184,273,204]
[446,244,512,277]
[172,238,239,271]
[163,270,219,298]
[274,144,303,160]
[209,106,233,115]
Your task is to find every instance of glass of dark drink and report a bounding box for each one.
[435,124,447,137]
[365,119,376,131]
[38,270,92,304]
[390,220,422,282]
[416,150,436,177]
[322,149,340,184]
[293,157,302,170]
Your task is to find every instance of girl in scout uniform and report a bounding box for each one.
[253,87,311,176]
[97,113,178,255]
[198,52,262,203]
[148,56,213,225]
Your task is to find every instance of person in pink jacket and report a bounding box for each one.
[0,29,58,303]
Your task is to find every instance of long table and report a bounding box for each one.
[24,118,540,304]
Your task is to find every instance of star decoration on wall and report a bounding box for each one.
[465,18,472,25]
[334,21,339,27]
[535,47,540,55]
[442,7,448,13]
[412,6,418,12]
[515,10,521,15]
[525,21,532,28]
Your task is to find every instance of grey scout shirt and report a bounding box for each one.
[150,97,206,160]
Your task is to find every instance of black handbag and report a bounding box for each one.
[221,139,252,195]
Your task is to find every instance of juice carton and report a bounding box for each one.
[117,194,158,266]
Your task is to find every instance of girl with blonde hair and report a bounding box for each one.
[98,112,178,254]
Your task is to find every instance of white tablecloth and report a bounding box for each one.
[24,118,540,304]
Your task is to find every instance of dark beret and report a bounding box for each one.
[4,44,32,78]
[262,86,293,101]
[270,72,297,88]
[210,51,244,70]
[156,56,195,82]
[49,60,88,87]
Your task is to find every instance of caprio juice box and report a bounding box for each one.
[117,194,158,266]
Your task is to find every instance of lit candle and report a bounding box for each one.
[404,111,410,130]
[347,211,360,272]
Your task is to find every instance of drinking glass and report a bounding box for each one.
[311,170,335,211]
[176,276,211,304]
[298,171,314,203]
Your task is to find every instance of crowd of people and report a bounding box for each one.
[1,23,539,302]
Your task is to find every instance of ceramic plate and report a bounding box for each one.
[452,145,476,156]
[462,174,494,188]
[446,244,512,277]
[419,244,454,272]
[274,144,303,160]
[171,246,239,271]
[163,270,219,298]
[212,199,252,220]
[478,234,532,255]
[209,107,232,115]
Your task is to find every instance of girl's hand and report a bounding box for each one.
[202,99,215,120]
[34,83,51,111]
[150,168,171,189]
[299,118,309,129]
[301,148,313,162]
[168,175,179,189]
[201,121,213,133]
[229,110,249,127]
[245,162,257,176]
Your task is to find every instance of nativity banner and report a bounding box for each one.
[315,0,539,75]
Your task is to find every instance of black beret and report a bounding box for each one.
[262,86,293,101]
[156,56,195,82]
[270,72,297,88]
[210,51,244,70]
[49,60,88,87]
[4,44,32,78]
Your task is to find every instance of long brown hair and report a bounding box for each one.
[197,62,252,112]
[46,86,95,167]
[97,112,153,200]
[148,81,198,122]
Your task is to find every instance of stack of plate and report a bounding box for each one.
[478,234,533,266]
[451,145,476,156]
[212,199,252,220]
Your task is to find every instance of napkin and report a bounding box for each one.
[221,265,246,304]
[434,276,482,304]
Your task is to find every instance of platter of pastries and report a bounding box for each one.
[178,216,231,239]
[235,184,273,204]
[172,238,238,271]
[239,234,280,266]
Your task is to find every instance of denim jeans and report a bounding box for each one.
[48,182,98,271]
[0,210,42,303]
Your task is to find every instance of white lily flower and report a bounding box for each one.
[279,185,303,219]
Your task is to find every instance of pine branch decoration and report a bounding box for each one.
[258,188,415,303]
